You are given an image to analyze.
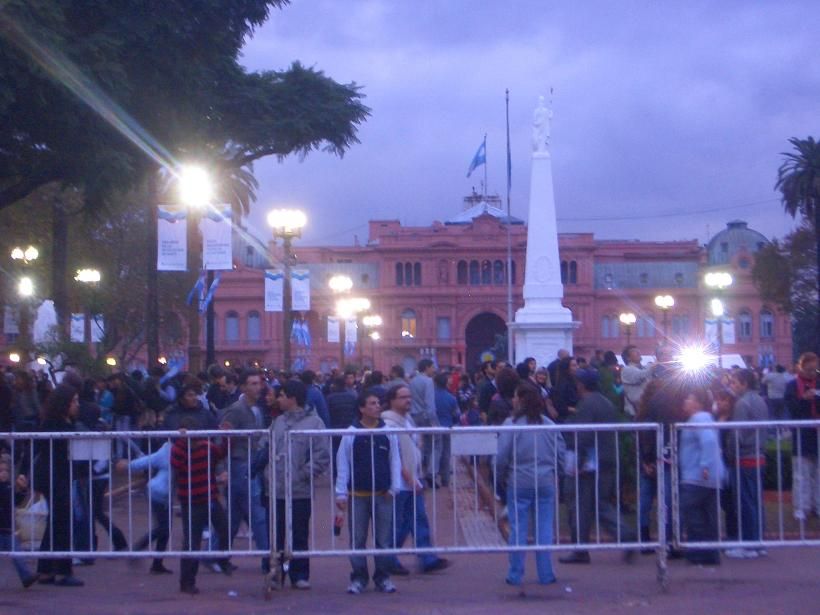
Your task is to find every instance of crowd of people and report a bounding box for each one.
[0,346,818,593]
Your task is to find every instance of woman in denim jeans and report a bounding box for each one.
[497,381,566,586]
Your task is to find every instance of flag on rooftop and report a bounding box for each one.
[466,136,486,178]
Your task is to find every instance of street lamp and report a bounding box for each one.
[18,276,34,298]
[75,268,101,350]
[654,294,675,335]
[11,246,39,263]
[9,352,20,364]
[178,165,214,209]
[268,208,307,371]
[619,312,636,345]
[336,297,370,370]
[105,357,117,367]
[362,314,382,368]
[329,275,354,370]
[704,272,733,369]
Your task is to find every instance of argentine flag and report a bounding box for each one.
[466,137,486,178]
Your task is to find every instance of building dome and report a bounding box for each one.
[706,220,769,266]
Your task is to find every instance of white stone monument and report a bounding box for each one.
[509,95,577,367]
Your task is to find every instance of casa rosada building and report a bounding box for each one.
[208,194,791,374]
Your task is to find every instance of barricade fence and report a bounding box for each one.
[671,419,820,554]
[2,420,819,588]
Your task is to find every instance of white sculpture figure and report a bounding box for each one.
[532,95,553,152]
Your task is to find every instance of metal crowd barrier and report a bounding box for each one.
[0,429,275,561]
[283,423,669,587]
[670,419,820,554]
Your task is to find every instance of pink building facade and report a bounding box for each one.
[206,200,792,374]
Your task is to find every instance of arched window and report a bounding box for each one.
[560,260,568,284]
[481,260,492,285]
[569,261,578,284]
[247,311,261,341]
[404,262,413,286]
[225,311,240,342]
[493,260,504,285]
[760,309,774,339]
[601,315,611,338]
[469,260,480,285]
[457,260,468,285]
[737,310,753,340]
[395,262,404,286]
[400,309,417,339]
[413,262,422,286]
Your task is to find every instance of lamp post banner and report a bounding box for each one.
[91,314,105,343]
[264,269,284,312]
[156,206,187,271]
[291,268,310,311]
[201,207,233,270]
[327,316,340,343]
[70,313,85,342]
[722,318,736,344]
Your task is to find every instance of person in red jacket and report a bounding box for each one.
[170,417,230,595]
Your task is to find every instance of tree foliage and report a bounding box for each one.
[752,223,818,356]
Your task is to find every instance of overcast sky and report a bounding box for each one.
[238,0,817,248]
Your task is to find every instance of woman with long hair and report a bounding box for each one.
[550,356,579,422]
[496,381,565,586]
[34,384,84,586]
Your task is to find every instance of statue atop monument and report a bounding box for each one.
[532,94,553,152]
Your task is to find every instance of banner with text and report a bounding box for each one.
[91,314,105,343]
[201,207,233,270]
[327,316,340,343]
[264,270,284,312]
[157,206,187,271]
[705,318,736,345]
[291,268,311,311]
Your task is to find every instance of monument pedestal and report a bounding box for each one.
[510,306,578,368]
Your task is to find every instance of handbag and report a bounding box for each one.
[15,493,49,549]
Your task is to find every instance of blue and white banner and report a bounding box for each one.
[157,206,187,271]
[291,268,310,311]
[186,272,206,306]
[264,269,284,312]
[705,318,735,345]
[91,314,105,343]
[466,136,486,178]
[70,314,85,342]
[327,316,340,343]
[201,206,233,270]
[344,317,358,356]
[291,318,312,349]
[199,272,221,314]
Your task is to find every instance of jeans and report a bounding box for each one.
[730,466,763,541]
[638,464,672,539]
[412,414,435,480]
[566,469,636,549]
[507,485,556,585]
[73,478,128,552]
[348,493,393,586]
[392,489,440,570]
[275,498,311,582]
[431,432,451,486]
[0,534,34,582]
[113,415,132,458]
[227,460,270,550]
[792,455,820,517]
[137,499,170,556]
[680,484,720,564]
[180,499,229,589]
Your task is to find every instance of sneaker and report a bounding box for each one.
[376,579,397,593]
[21,573,40,589]
[293,579,311,590]
[347,580,365,595]
[150,564,174,575]
[422,558,451,573]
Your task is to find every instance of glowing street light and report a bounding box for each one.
[178,165,214,208]
[11,246,39,263]
[710,298,724,317]
[36,357,47,366]
[328,274,353,294]
[9,352,21,363]
[619,312,636,345]
[18,276,34,298]
[158,356,167,365]
[362,314,382,367]
[75,268,101,283]
[654,294,675,335]
[267,209,308,236]
[704,271,733,290]
[105,357,117,367]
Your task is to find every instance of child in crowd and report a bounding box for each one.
[0,456,39,587]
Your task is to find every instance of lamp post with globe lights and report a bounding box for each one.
[704,272,733,369]
[654,294,675,336]
[268,208,307,371]
[361,314,382,368]
[619,312,637,345]
[75,268,101,352]
[9,246,38,359]
[336,296,370,371]
[328,275,353,370]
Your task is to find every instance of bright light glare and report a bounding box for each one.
[363,314,382,328]
[704,271,733,289]
[10,247,24,260]
[36,357,47,365]
[328,274,353,293]
[675,345,714,374]
[18,277,34,297]
[369,331,381,341]
[178,165,213,208]
[105,357,117,367]
[24,246,39,261]
[654,294,674,309]
[267,209,307,234]
[9,352,21,363]
[158,356,167,365]
[619,312,636,325]
[75,268,101,283]
[710,298,724,317]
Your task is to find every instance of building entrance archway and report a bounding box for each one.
[465,312,506,371]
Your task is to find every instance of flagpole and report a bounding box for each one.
[505,89,514,364]
[483,133,488,197]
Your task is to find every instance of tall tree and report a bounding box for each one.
[774,136,820,312]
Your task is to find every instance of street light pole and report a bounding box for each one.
[654,294,675,336]
[619,312,636,346]
[704,272,733,371]
[329,275,353,371]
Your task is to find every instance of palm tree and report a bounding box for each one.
[775,136,820,308]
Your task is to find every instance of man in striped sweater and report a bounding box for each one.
[171,417,230,595]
